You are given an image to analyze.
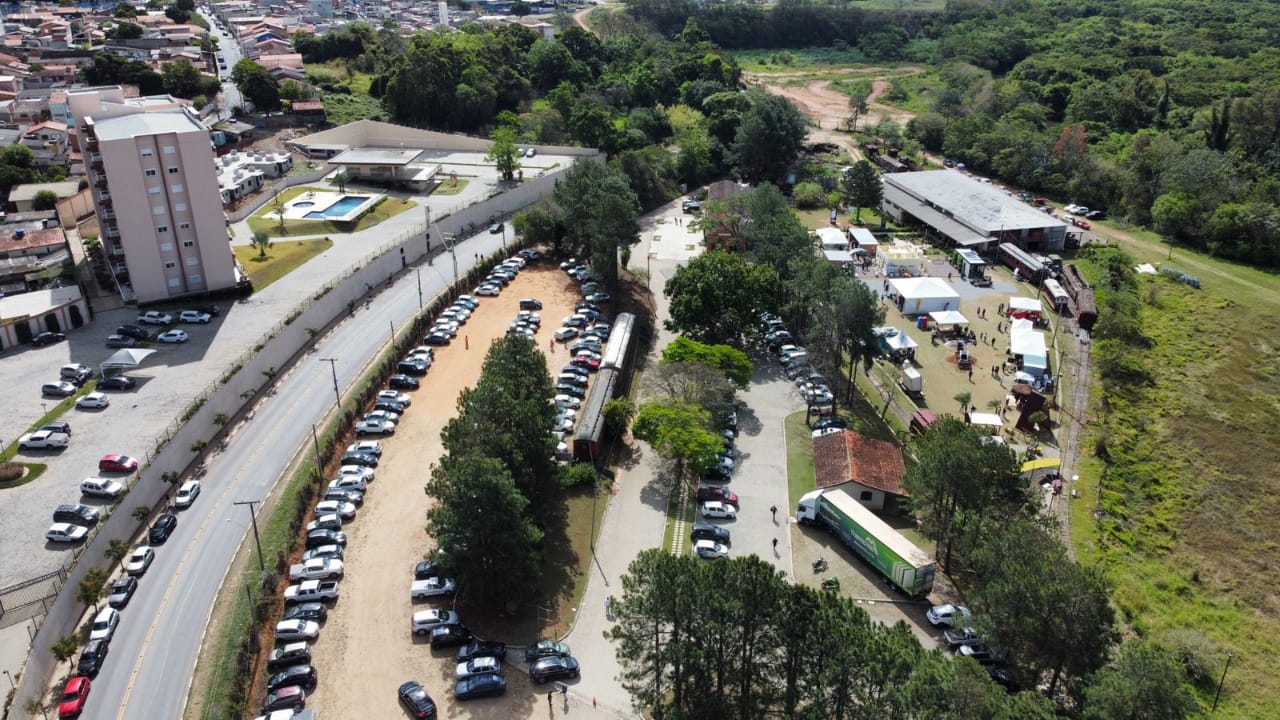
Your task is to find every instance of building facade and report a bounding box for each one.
[71,88,238,303]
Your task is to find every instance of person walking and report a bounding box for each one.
[464,335,469,350]
[772,537,779,550]
[770,505,778,522]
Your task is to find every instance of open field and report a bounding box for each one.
[233,237,333,290]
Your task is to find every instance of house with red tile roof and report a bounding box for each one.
[813,429,909,512]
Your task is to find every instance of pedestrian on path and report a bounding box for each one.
[770,505,778,522]
[559,682,568,698]
[772,537,779,552]
[968,368,974,382]
[465,335,469,350]
[549,339,555,353]
[548,691,554,710]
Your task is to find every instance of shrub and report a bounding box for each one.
[562,462,600,489]
[792,181,826,209]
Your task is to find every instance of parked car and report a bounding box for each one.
[374,391,409,408]
[174,480,201,508]
[81,477,125,498]
[524,640,571,663]
[274,619,320,642]
[42,381,77,397]
[156,329,188,344]
[178,310,211,324]
[60,364,94,384]
[355,419,396,435]
[192,304,221,316]
[267,664,318,692]
[284,602,329,623]
[97,375,137,391]
[89,607,120,642]
[519,298,542,310]
[340,451,379,468]
[411,576,456,599]
[454,672,506,700]
[926,603,972,628]
[266,642,311,671]
[53,504,99,526]
[957,643,1005,665]
[136,311,172,326]
[19,430,70,450]
[812,417,848,431]
[699,501,737,519]
[388,374,420,390]
[553,327,579,342]
[148,513,178,544]
[98,455,138,473]
[456,654,503,680]
[430,623,473,649]
[116,325,150,340]
[695,487,738,504]
[314,500,356,521]
[456,641,507,662]
[943,626,981,647]
[105,334,138,348]
[107,576,137,608]
[33,331,65,346]
[46,523,89,544]
[77,638,109,678]
[529,655,581,684]
[323,487,363,506]
[261,685,306,713]
[73,392,108,410]
[398,680,438,719]
[306,514,343,533]
[126,546,155,576]
[58,676,91,718]
[304,529,347,549]
[412,609,459,635]
[690,523,730,544]
[474,284,500,297]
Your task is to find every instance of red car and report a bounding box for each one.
[58,676,90,718]
[696,486,739,504]
[571,353,600,371]
[98,454,139,473]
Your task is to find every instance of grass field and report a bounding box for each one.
[1067,229,1280,716]
[784,412,815,509]
[233,237,333,290]
[319,92,387,126]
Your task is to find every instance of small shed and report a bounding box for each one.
[813,430,908,512]
[955,248,986,281]
[889,277,960,316]
[880,239,929,277]
[817,226,848,251]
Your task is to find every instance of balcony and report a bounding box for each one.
[105,228,120,239]
[89,153,102,169]
[101,210,115,221]
[94,177,108,190]
[109,243,125,256]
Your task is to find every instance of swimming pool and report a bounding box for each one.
[305,196,372,219]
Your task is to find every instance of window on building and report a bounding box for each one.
[171,184,183,193]
[163,146,176,155]
[160,242,173,251]
[144,169,157,177]
[859,490,873,502]
[168,167,179,175]
[158,226,169,233]
[168,277,181,288]
[148,187,161,195]
[164,261,177,269]
[152,206,165,215]
[175,203,187,211]
[141,148,154,157]
[188,273,202,284]
[182,239,194,248]
[179,222,191,229]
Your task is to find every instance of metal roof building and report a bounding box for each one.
[882,171,1067,252]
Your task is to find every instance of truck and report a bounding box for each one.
[796,488,935,597]
[284,580,339,605]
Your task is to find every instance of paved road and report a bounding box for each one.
[198,9,242,115]
[82,230,509,719]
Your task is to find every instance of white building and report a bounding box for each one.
[217,149,293,205]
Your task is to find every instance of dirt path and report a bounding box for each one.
[307,264,590,719]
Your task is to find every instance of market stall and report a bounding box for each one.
[888,277,960,316]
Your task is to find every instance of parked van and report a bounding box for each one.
[898,362,923,396]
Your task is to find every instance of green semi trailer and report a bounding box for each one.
[796,488,935,597]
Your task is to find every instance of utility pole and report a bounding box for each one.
[415,267,423,309]
[442,231,459,282]
[319,357,340,408]
[233,499,265,573]
[311,423,323,477]
[389,320,395,347]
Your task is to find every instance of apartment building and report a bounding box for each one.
[71,88,239,303]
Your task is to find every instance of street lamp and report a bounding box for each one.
[233,499,265,574]
[318,357,340,408]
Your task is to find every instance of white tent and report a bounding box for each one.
[1010,323,1048,376]
[849,226,879,251]
[968,412,1003,433]
[99,348,157,375]
[928,310,969,326]
[889,277,960,316]
[1009,296,1042,316]
[875,326,918,358]
[823,249,855,263]
[817,227,848,250]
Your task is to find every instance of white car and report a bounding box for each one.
[75,392,110,409]
[19,430,69,450]
[926,603,972,627]
[699,501,737,519]
[290,557,345,581]
[553,327,579,342]
[694,539,728,559]
[306,514,343,532]
[455,295,479,308]
[274,619,320,642]
[346,440,384,457]
[328,476,368,493]
[553,394,581,410]
[362,409,400,424]
[456,655,503,679]
[355,419,395,435]
[376,391,411,407]
[314,500,356,521]
[411,609,458,635]
[89,608,120,642]
[81,477,125,499]
[410,576,456,599]
[136,311,172,325]
[175,480,201,508]
[338,465,375,482]
[474,284,500,297]
[46,523,89,543]
[126,546,155,576]
[178,310,211,324]
[157,329,189,343]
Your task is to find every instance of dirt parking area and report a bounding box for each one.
[306,263,592,719]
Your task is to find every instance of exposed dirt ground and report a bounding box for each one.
[305,264,592,719]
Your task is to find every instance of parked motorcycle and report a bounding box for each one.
[821,577,840,591]
[812,558,828,573]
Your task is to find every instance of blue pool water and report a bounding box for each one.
[304,196,370,219]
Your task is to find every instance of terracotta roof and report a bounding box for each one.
[290,100,323,112]
[0,227,66,255]
[813,430,908,496]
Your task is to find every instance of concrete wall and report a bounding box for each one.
[55,188,95,229]
[8,159,582,719]
[291,119,603,158]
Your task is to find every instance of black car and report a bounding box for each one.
[115,325,150,340]
[554,383,586,399]
[374,400,407,415]
[812,417,848,431]
[985,664,1021,691]
[489,221,504,234]
[97,375,137,391]
[429,623,473,649]
[340,451,378,468]
[456,640,507,663]
[267,664,318,692]
[519,298,542,310]
[53,503,99,526]
[524,640,571,663]
[454,673,506,701]
[414,561,440,580]
[323,488,364,506]
[107,576,137,608]
[398,680,438,719]
[305,529,347,549]
[148,513,178,544]
[266,643,312,671]
[397,359,430,376]
[41,421,72,436]
[702,466,732,483]
[284,602,329,623]
[530,655,581,684]
[77,638,109,677]
[388,374,420,390]
[574,301,600,314]
[32,331,66,346]
[691,523,731,544]
[193,304,221,316]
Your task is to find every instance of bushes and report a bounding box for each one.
[791,181,827,209]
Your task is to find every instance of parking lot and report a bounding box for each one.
[304,263,601,718]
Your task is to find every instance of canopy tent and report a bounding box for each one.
[1009,296,1043,319]
[817,227,848,250]
[823,249,855,264]
[888,277,960,316]
[849,226,879,253]
[1010,320,1048,377]
[874,326,918,360]
[99,348,156,375]
[968,412,1003,433]
[928,310,969,327]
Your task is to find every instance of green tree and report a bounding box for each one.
[76,567,110,613]
[663,250,779,343]
[632,401,722,487]
[110,22,143,40]
[332,170,350,194]
[1083,639,1197,720]
[486,126,521,181]
[113,2,137,17]
[742,183,811,285]
[161,59,203,99]
[661,336,753,388]
[847,91,869,131]
[231,58,280,111]
[104,538,129,570]
[840,160,883,222]
[51,633,80,664]
[425,453,542,607]
[163,4,189,23]
[32,190,59,211]
[0,144,34,169]
[791,181,826,209]
[552,160,640,292]
[903,416,1029,572]
[732,92,807,183]
[512,206,563,255]
[251,231,273,258]
[602,397,636,439]
[278,80,310,102]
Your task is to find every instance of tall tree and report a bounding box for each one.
[1082,640,1197,720]
[230,59,280,111]
[663,250,779,343]
[552,160,640,292]
[732,92,807,183]
[661,336,753,388]
[76,567,110,613]
[840,160,883,223]
[631,401,723,488]
[486,126,521,181]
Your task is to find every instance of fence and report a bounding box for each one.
[225,165,334,223]
[0,570,66,630]
[7,160,577,720]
